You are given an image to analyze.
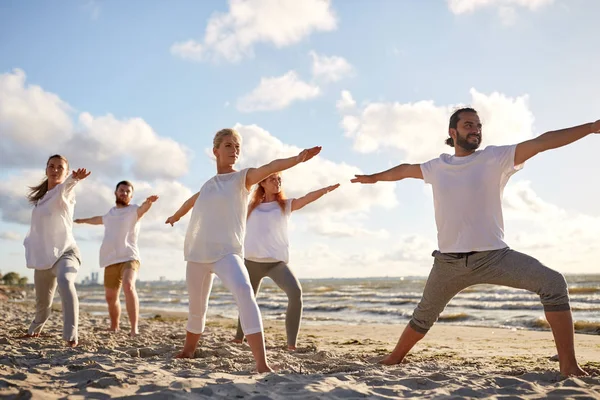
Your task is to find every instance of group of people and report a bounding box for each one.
[22,109,599,376]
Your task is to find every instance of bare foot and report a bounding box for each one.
[108,327,120,333]
[256,364,273,373]
[129,331,139,337]
[561,364,588,377]
[16,333,40,339]
[379,355,403,365]
[175,351,195,359]
[287,345,296,351]
[230,338,243,344]
[66,340,78,348]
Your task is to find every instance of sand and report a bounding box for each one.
[1,301,599,399]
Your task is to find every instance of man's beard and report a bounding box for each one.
[116,197,130,206]
[456,133,481,151]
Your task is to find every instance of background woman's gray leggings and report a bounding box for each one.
[234,259,303,347]
[28,248,80,342]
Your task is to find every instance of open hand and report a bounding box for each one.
[351,174,377,184]
[592,120,600,133]
[146,195,159,203]
[165,216,179,226]
[296,146,322,163]
[72,168,91,180]
[324,183,341,193]
[74,219,83,224]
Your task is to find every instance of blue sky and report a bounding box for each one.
[1,0,599,282]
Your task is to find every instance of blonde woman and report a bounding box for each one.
[166,128,321,372]
[232,173,339,350]
[23,154,90,347]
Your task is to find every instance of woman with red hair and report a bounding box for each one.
[233,172,339,350]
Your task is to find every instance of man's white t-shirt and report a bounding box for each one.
[420,144,523,253]
[244,199,294,264]
[184,169,250,264]
[24,176,80,270]
[99,205,140,268]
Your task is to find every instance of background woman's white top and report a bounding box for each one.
[24,176,80,270]
[244,199,293,264]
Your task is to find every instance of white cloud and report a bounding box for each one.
[0,69,191,180]
[309,51,354,83]
[502,181,600,272]
[236,71,320,112]
[171,0,337,63]
[337,88,535,162]
[379,234,437,263]
[447,0,554,25]
[0,231,21,241]
[73,113,191,180]
[447,0,554,14]
[336,90,357,113]
[503,180,564,221]
[0,170,40,225]
[0,69,73,167]
[498,6,518,24]
[305,215,389,239]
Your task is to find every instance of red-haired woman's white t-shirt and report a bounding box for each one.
[244,199,293,264]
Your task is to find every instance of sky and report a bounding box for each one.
[1,0,599,282]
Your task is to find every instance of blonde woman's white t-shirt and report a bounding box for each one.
[184,169,250,264]
[244,199,293,264]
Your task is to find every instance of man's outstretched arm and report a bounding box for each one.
[74,216,103,225]
[351,163,423,184]
[515,120,600,165]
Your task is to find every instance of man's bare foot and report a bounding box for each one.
[66,340,78,348]
[379,355,404,365]
[561,364,588,377]
[130,331,139,337]
[230,338,243,344]
[287,345,296,351]
[108,327,119,333]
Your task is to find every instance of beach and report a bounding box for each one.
[1,300,599,399]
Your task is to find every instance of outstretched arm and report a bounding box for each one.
[245,146,321,190]
[63,168,92,195]
[165,192,199,226]
[137,195,159,219]
[351,164,423,184]
[515,120,600,165]
[291,184,340,212]
[74,216,103,225]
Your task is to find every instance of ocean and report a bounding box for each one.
[75,274,600,335]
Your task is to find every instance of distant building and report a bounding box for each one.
[80,271,100,285]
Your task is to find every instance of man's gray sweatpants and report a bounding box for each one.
[410,247,570,334]
[28,248,81,342]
